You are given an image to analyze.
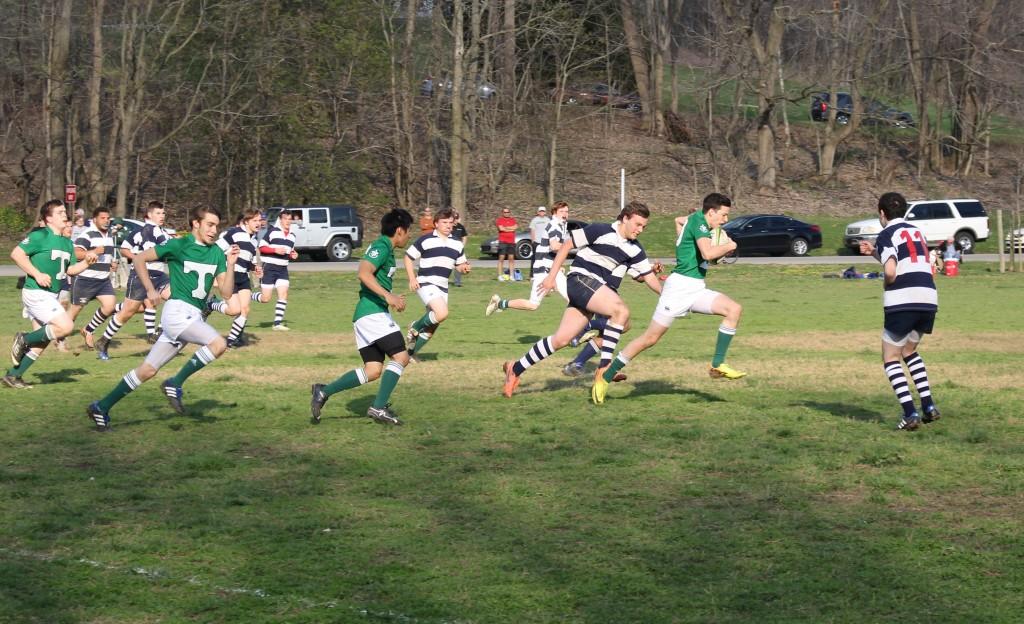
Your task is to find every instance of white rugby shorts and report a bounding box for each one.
[529,270,568,305]
[651,273,720,327]
[158,299,220,345]
[22,289,67,326]
[417,284,448,307]
[353,312,401,349]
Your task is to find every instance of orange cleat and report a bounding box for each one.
[502,361,520,398]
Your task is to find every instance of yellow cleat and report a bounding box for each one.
[591,375,609,405]
[709,363,747,379]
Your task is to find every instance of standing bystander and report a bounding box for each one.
[495,208,518,281]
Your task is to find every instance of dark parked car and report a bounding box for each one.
[810,92,914,128]
[480,219,588,260]
[560,83,640,112]
[420,76,497,100]
[722,214,822,257]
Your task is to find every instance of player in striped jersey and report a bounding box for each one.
[403,208,470,359]
[210,209,262,348]
[86,207,238,430]
[502,201,663,398]
[859,192,941,431]
[256,210,298,330]
[485,201,570,316]
[67,207,119,349]
[310,209,414,425]
[6,200,98,389]
[95,201,172,359]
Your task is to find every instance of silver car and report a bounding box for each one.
[480,219,587,260]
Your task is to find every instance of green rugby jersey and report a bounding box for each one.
[353,235,396,322]
[672,211,713,279]
[155,234,227,310]
[18,227,75,294]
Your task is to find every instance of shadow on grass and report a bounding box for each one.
[33,367,90,384]
[797,400,885,423]
[516,335,543,344]
[623,380,725,402]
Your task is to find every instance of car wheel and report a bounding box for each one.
[789,237,810,256]
[327,237,352,262]
[515,240,534,260]
[954,230,975,254]
[836,113,849,126]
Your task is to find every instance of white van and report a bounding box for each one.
[844,199,989,253]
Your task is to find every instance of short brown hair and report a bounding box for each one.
[617,201,650,221]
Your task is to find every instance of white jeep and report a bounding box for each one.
[266,204,364,261]
[844,199,989,253]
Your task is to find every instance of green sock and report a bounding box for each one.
[324,369,366,397]
[411,311,434,332]
[169,346,216,386]
[412,332,432,355]
[23,326,50,347]
[712,326,736,367]
[98,378,134,413]
[499,299,509,310]
[602,354,629,382]
[372,364,404,409]
[8,351,39,377]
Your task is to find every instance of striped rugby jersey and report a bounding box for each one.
[568,222,653,291]
[122,220,171,273]
[875,218,938,313]
[405,231,467,292]
[217,226,258,273]
[533,217,568,276]
[74,223,117,280]
[259,225,295,266]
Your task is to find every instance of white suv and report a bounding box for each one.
[844,199,989,253]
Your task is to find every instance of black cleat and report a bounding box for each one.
[897,412,921,431]
[11,332,27,367]
[96,336,110,360]
[161,379,185,414]
[367,404,402,426]
[86,401,110,431]
[922,405,941,424]
[310,383,328,424]
[146,332,160,344]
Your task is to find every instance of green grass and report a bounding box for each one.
[1,265,1023,622]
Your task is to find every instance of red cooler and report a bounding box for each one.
[944,260,959,276]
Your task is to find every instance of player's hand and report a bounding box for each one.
[226,244,240,265]
[84,251,99,264]
[408,278,420,292]
[254,265,264,278]
[35,273,52,289]
[538,275,556,295]
[651,260,664,274]
[458,262,471,274]
[146,287,161,303]
[289,250,298,260]
[859,240,875,256]
[387,293,407,313]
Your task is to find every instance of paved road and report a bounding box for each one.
[0,254,1003,277]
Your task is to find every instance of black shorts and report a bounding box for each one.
[72,276,115,305]
[232,272,252,294]
[884,309,936,340]
[358,331,406,364]
[126,270,170,302]
[566,272,604,313]
[261,263,289,286]
[497,242,516,256]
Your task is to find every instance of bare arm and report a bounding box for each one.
[360,260,406,312]
[539,238,575,294]
[404,254,420,291]
[882,257,897,286]
[216,245,239,299]
[641,271,663,295]
[674,216,688,236]
[696,236,736,262]
[133,248,160,302]
[66,253,98,276]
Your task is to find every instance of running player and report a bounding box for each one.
[95,201,172,359]
[486,201,570,316]
[591,193,745,405]
[403,208,470,359]
[7,200,98,388]
[502,201,663,398]
[86,207,238,429]
[256,210,297,330]
[858,191,941,431]
[310,209,414,425]
[68,206,118,349]
[213,209,262,348]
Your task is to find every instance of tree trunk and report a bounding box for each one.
[620,0,652,127]
[951,0,996,177]
[502,0,515,111]
[449,0,466,214]
[45,0,73,200]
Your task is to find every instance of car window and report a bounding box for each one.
[308,208,327,225]
[329,206,353,226]
[743,217,766,229]
[765,217,789,229]
[954,201,986,218]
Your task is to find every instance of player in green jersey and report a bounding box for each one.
[86,207,239,429]
[6,200,99,388]
[592,193,746,404]
[310,208,414,425]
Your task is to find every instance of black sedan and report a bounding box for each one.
[721,214,822,257]
[480,219,587,260]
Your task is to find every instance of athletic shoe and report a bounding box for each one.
[96,336,110,361]
[11,332,27,366]
[709,363,747,379]
[570,329,600,348]
[310,383,328,424]
[591,375,609,405]
[502,361,520,398]
[897,412,921,431]
[146,333,160,345]
[2,374,31,389]
[922,405,941,424]
[272,324,290,331]
[226,337,240,349]
[562,362,585,377]
[86,401,110,431]
[485,294,501,317]
[497,275,507,282]
[79,327,95,349]
[161,380,185,414]
[611,373,627,383]
[405,323,419,352]
[367,405,402,426]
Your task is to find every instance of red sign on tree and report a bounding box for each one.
[64,184,77,204]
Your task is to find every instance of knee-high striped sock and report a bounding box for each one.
[114,301,124,314]
[102,314,125,341]
[85,309,109,334]
[372,361,405,408]
[884,361,916,417]
[210,299,229,314]
[227,315,247,342]
[512,337,555,376]
[97,369,143,413]
[903,351,934,412]
[144,308,157,335]
[712,324,737,367]
[7,350,40,377]
[324,367,368,397]
[598,322,624,368]
[572,341,599,367]
[169,345,217,386]
[274,300,287,325]
[250,292,264,303]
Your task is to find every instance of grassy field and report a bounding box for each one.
[1,264,1022,623]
